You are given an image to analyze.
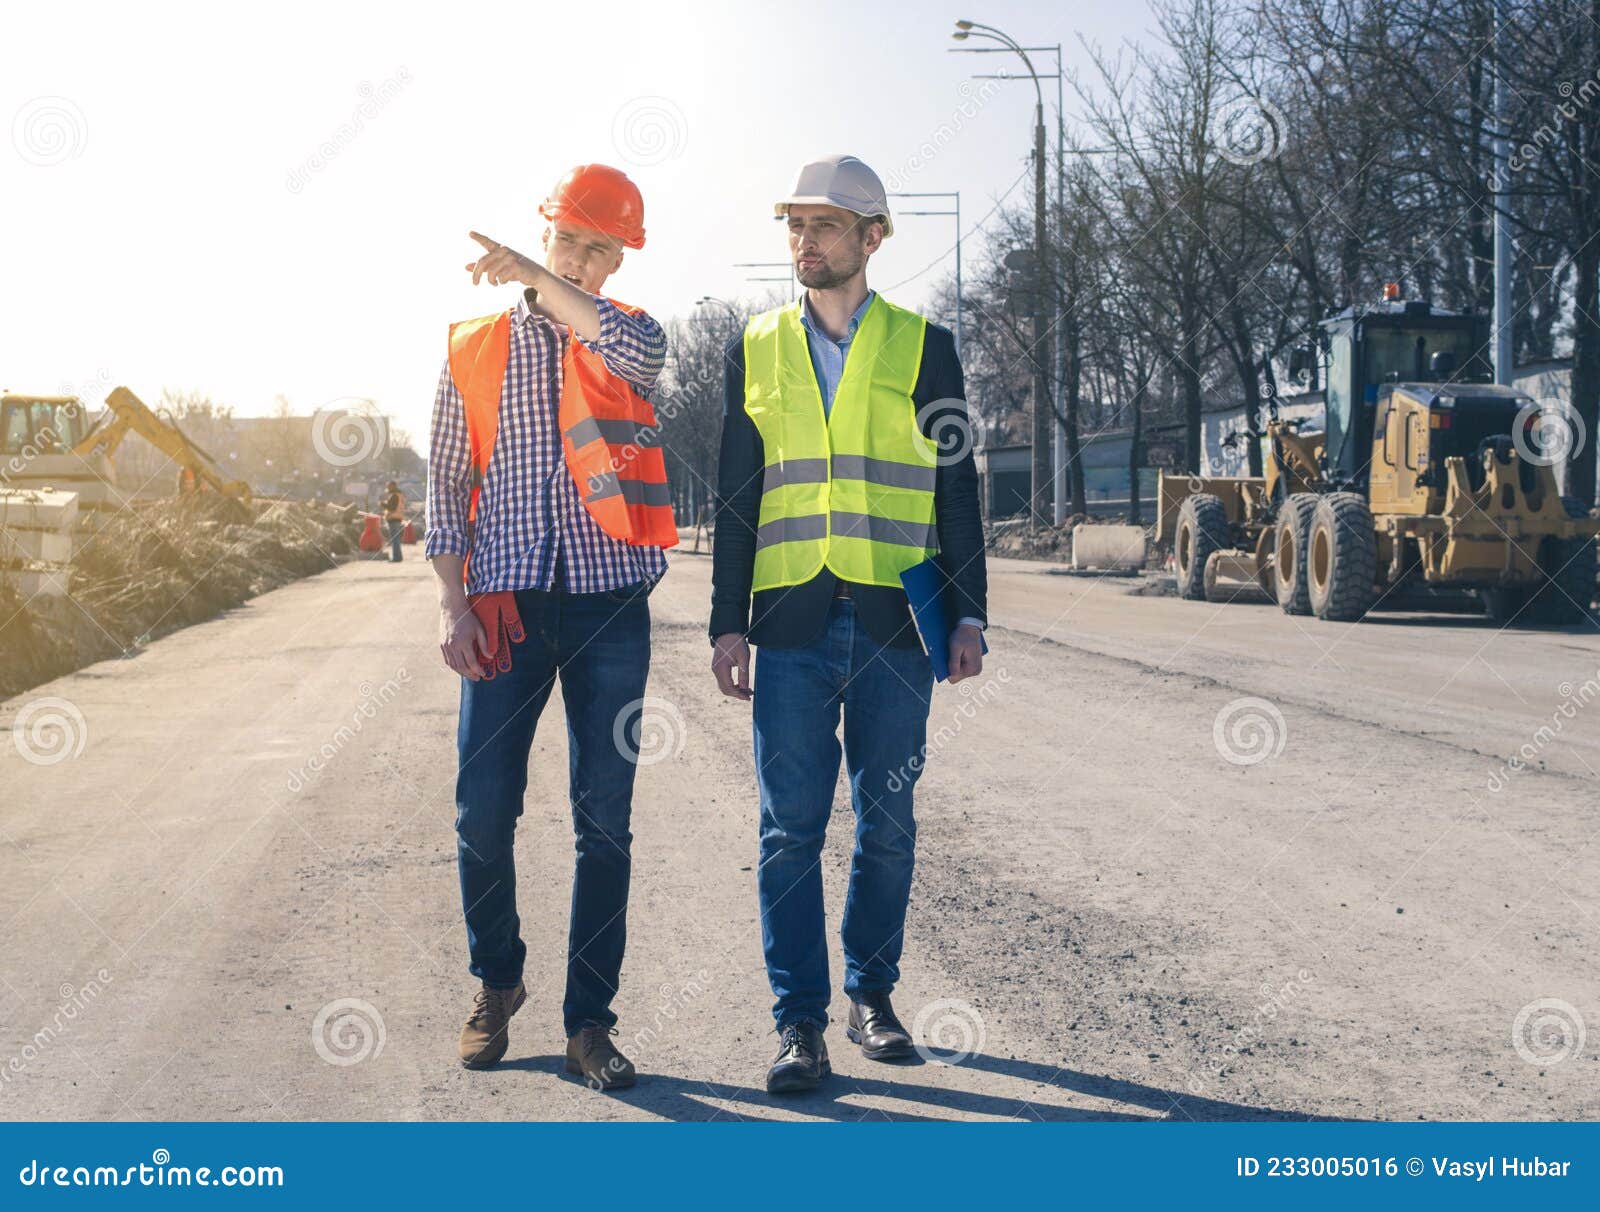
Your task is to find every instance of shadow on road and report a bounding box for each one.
[1356,614,1598,632]
[503,1051,1325,1122]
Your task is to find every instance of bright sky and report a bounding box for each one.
[2,0,1151,454]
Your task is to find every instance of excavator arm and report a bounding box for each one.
[74,387,251,501]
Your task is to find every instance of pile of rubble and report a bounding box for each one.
[985,516,1157,567]
[1,494,361,700]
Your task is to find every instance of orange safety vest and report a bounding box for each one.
[446,302,678,555]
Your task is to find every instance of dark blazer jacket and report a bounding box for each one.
[709,316,987,651]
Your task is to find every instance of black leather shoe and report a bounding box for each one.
[846,991,915,1061]
[766,1021,831,1094]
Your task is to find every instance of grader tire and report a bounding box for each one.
[1175,493,1229,601]
[1529,497,1598,624]
[1273,494,1319,616]
[1308,492,1379,622]
[1481,585,1534,625]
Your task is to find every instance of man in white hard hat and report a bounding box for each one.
[709,154,988,1093]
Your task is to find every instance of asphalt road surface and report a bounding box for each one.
[2,550,1597,1121]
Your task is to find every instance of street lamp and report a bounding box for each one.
[695,295,741,321]
[888,190,964,362]
[953,18,1053,528]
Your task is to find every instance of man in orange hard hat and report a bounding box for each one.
[426,164,676,1090]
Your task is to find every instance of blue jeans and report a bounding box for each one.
[385,519,403,562]
[453,578,650,1036]
[753,595,934,1030]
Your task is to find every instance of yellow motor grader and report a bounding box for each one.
[1156,293,1599,624]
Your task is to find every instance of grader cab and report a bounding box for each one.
[1158,292,1599,623]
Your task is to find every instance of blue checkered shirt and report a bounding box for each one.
[426,292,670,594]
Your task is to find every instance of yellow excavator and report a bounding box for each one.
[1,386,249,507]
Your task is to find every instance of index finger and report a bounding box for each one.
[468,231,500,251]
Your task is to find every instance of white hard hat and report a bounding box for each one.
[774,154,894,237]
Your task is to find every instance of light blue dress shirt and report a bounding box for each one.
[797,290,983,633]
[798,290,875,417]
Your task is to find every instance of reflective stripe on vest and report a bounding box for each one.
[742,294,934,591]
[446,305,678,555]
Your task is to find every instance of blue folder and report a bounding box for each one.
[899,556,986,682]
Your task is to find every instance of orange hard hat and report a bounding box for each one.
[538,164,646,250]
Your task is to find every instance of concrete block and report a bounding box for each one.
[1071,523,1146,571]
[0,487,79,531]
[2,566,70,597]
[0,528,73,563]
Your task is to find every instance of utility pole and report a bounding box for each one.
[954,19,1051,528]
[1492,0,1513,387]
[1030,104,1049,528]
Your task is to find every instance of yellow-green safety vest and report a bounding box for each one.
[743,294,937,591]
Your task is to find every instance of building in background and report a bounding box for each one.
[977,430,1160,521]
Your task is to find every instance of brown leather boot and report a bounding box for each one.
[565,1022,637,1090]
[457,981,526,1069]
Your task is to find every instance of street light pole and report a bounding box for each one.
[1491,0,1514,388]
[1049,45,1066,524]
[959,42,1092,522]
[955,19,1051,529]
[695,295,740,321]
[1033,106,1050,524]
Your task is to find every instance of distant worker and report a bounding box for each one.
[426,164,676,1088]
[177,465,199,496]
[380,481,405,562]
[710,155,987,1094]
